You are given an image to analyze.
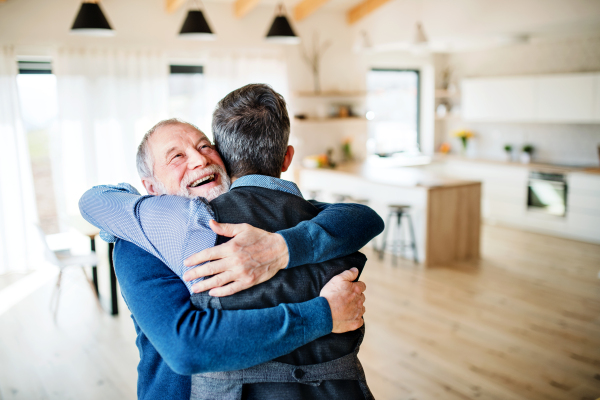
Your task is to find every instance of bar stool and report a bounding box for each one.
[306,190,321,200]
[379,205,418,264]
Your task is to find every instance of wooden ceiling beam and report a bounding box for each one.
[234,0,261,19]
[347,0,392,25]
[293,0,331,21]
[165,0,186,14]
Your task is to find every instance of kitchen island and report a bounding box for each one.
[297,162,482,267]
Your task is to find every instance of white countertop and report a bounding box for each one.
[300,162,480,189]
[433,154,600,175]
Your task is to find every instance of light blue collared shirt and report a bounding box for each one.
[79,175,304,293]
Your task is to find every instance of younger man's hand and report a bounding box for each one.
[183,220,289,296]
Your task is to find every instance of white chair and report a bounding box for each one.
[36,226,100,319]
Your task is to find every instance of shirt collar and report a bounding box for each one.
[230,174,304,198]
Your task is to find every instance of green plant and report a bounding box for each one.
[522,144,534,154]
[504,144,512,152]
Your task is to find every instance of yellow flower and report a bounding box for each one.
[453,129,474,138]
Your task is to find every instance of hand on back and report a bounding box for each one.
[320,268,366,333]
[183,220,289,296]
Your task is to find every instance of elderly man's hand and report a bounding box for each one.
[320,268,366,333]
[183,220,289,296]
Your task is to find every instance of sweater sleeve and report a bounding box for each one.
[278,201,384,268]
[114,239,332,375]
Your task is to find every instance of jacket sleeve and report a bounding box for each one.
[114,239,332,375]
[278,201,384,268]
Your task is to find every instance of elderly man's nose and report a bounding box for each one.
[188,149,209,169]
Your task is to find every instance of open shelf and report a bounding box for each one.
[435,115,462,121]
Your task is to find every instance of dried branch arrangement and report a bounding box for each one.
[300,33,331,93]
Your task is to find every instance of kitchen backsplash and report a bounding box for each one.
[444,122,600,166]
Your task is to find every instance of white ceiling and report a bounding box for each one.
[205,0,600,39]
[338,0,600,53]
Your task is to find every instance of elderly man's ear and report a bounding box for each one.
[281,146,295,173]
[142,179,160,196]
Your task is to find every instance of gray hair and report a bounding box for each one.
[136,118,203,180]
[212,84,290,179]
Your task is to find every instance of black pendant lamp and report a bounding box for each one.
[71,1,115,36]
[266,4,299,44]
[179,1,215,40]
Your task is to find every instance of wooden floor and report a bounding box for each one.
[360,224,600,400]
[1,224,599,400]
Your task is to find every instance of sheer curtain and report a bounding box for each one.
[0,46,39,274]
[52,48,169,225]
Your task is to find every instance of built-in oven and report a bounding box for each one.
[527,171,567,217]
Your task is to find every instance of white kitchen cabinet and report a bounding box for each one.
[439,159,600,243]
[594,74,600,121]
[462,77,536,122]
[441,160,528,224]
[567,173,600,241]
[462,72,600,123]
[569,172,600,193]
[536,74,596,122]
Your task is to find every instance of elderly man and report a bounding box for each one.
[80,85,381,400]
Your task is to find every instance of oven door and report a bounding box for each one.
[527,172,567,217]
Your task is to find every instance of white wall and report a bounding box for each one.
[439,36,600,166]
[0,0,437,160]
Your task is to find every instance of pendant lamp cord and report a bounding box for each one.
[191,0,204,11]
[277,3,285,16]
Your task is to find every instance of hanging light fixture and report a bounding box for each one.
[179,0,215,40]
[265,4,299,44]
[71,1,115,36]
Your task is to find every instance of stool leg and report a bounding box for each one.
[392,212,403,266]
[407,214,418,264]
[379,212,393,260]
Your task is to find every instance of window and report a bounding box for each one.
[367,69,420,155]
[16,61,60,234]
[168,64,212,140]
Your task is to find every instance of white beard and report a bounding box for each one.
[153,164,231,201]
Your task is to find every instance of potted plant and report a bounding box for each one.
[504,144,513,162]
[453,129,474,156]
[521,144,534,164]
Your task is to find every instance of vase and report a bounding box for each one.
[520,152,531,164]
[460,137,468,156]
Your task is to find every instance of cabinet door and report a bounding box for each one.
[536,74,595,122]
[594,74,600,121]
[462,77,536,122]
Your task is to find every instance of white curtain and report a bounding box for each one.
[52,48,169,224]
[202,53,288,139]
[0,46,39,274]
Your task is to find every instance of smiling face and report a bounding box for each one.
[142,123,230,201]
